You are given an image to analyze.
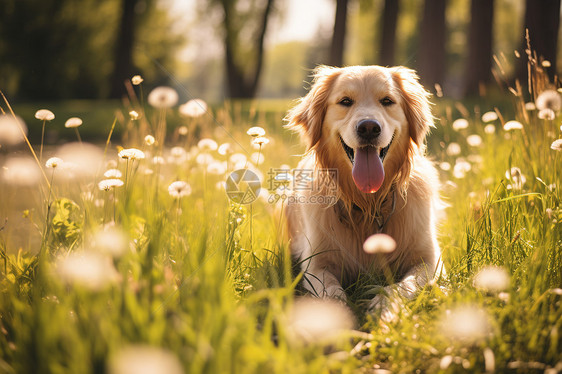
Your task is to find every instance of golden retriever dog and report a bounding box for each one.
[285,65,444,320]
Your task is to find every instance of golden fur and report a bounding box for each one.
[285,65,444,319]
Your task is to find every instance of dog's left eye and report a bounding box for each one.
[338,97,354,107]
[380,97,395,106]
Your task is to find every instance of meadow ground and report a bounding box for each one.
[0,65,561,373]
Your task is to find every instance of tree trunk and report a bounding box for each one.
[222,0,274,99]
[329,0,348,67]
[379,0,399,67]
[517,0,560,83]
[464,0,495,96]
[417,0,446,89]
[110,0,138,98]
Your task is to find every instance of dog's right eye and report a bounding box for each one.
[338,97,354,107]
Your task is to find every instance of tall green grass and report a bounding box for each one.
[1,58,561,373]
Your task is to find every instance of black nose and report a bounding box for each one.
[356,119,381,141]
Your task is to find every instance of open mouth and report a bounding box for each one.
[339,134,394,164]
[339,133,395,194]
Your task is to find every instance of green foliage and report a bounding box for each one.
[1,62,562,373]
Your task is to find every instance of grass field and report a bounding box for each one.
[1,62,561,373]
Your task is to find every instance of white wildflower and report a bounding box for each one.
[131,75,143,85]
[56,251,119,291]
[538,109,556,120]
[108,345,184,374]
[64,117,83,128]
[0,114,27,146]
[104,169,122,178]
[440,305,491,343]
[452,118,469,131]
[484,124,496,134]
[218,143,232,155]
[147,86,178,109]
[144,135,155,146]
[198,138,218,152]
[286,297,354,345]
[481,111,498,123]
[535,89,561,112]
[98,179,124,191]
[551,139,562,151]
[34,109,55,121]
[168,181,191,198]
[252,136,270,148]
[474,266,510,292]
[503,120,523,131]
[247,126,266,137]
[363,233,396,254]
[129,110,140,120]
[179,99,207,118]
[446,142,461,156]
[45,157,63,169]
[466,134,482,147]
[525,102,536,111]
[119,148,145,160]
[2,157,41,186]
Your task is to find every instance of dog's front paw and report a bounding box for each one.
[368,288,400,323]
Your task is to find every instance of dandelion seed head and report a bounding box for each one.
[147,86,178,109]
[252,136,270,148]
[453,160,471,179]
[55,143,104,179]
[535,89,561,112]
[229,153,247,165]
[179,98,207,118]
[439,162,451,171]
[129,110,140,120]
[440,305,491,343]
[452,118,469,131]
[218,143,232,156]
[0,114,27,146]
[152,156,165,165]
[196,153,214,165]
[474,266,510,292]
[34,109,55,121]
[45,157,63,169]
[104,169,122,178]
[506,167,526,189]
[541,60,551,68]
[2,157,41,186]
[170,146,186,159]
[197,138,218,152]
[247,126,266,137]
[64,117,83,128]
[119,148,145,160]
[538,109,556,120]
[168,181,191,198]
[481,111,498,123]
[178,126,188,135]
[446,142,461,156]
[287,297,354,345]
[503,120,523,131]
[92,227,129,258]
[207,161,227,175]
[550,139,562,151]
[108,345,184,374]
[98,179,124,191]
[56,251,119,291]
[466,134,482,147]
[363,233,396,254]
[484,124,496,134]
[131,75,143,85]
[144,135,155,146]
[525,102,536,111]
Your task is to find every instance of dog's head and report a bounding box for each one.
[287,65,433,200]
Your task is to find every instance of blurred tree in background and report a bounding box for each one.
[0,0,184,101]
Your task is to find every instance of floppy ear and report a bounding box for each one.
[392,68,434,146]
[285,66,341,150]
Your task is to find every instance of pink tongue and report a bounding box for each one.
[352,147,384,193]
